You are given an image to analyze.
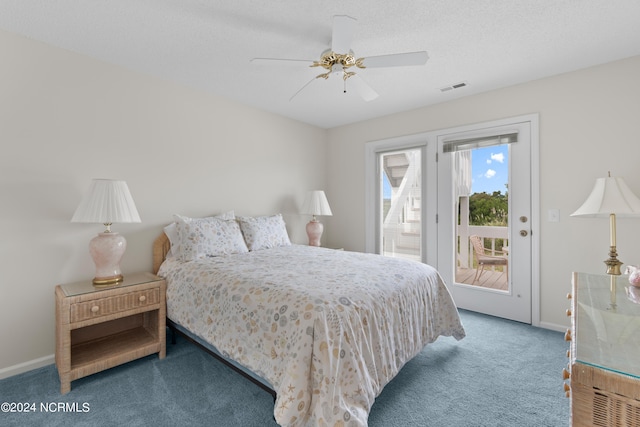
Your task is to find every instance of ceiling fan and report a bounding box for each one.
[250,15,429,102]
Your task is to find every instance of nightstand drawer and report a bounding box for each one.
[70,288,160,323]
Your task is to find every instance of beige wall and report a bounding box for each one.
[0,30,327,375]
[325,55,640,330]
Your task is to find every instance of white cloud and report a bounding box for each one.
[485,169,496,179]
[491,152,505,163]
[486,159,492,164]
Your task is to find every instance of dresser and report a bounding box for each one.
[55,272,166,394]
[566,272,640,426]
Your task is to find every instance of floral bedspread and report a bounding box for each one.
[159,245,465,426]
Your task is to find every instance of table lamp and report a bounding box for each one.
[300,190,332,246]
[570,173,640,276]
[71,179,141,285]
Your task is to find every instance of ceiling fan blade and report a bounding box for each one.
[251,58,314,65]
[348,75,379,102]
[331,15,357,53]
[289,77,318,102]
[361,51,429,68]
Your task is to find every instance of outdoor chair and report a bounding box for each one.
[470,235,508,283]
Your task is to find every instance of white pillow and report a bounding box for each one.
[165,211,235,258]
[175,216,248,261]
[238,214,291,251]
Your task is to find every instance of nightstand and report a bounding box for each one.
[55,272,166,394]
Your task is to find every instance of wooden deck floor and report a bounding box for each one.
[456,267,508,291]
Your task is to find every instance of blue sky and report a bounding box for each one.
[383,174,391,198]
[470,145,509,195]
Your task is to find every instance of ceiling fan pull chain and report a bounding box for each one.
[344,79,347,94]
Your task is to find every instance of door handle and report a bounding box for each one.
[520,230,528,237]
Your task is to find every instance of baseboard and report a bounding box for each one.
[0,354,55,380]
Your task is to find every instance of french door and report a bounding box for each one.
[365,114,539,325]
[436,116,537,324]
[365,136,438,267]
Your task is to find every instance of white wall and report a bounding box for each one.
[325,55,640,330]
[0,30,327,375]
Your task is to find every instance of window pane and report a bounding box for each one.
[455,145,509,291]
[380,149,421,261]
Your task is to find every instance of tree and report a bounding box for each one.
[468,191,508,226]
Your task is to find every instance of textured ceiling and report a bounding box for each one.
[1,1,640,128]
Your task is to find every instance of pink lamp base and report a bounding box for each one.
[89,232,127,285]
[306,220,324,247]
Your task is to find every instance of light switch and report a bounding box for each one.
[548,209,560,222]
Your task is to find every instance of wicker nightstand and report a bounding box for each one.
[55,272,166,394]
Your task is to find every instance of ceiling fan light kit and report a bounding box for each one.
[251,15,429,101]
[312,50,363,81]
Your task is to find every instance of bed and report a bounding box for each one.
[153,213,465,427]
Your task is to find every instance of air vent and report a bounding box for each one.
[440,81,468,92]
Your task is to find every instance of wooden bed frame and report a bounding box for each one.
[152,232,276,399]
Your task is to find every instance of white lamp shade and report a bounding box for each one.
[300,190,333,216]
[571,176,640,218]
[72,179,141,224]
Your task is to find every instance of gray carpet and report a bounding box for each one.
[0,310,569,426]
